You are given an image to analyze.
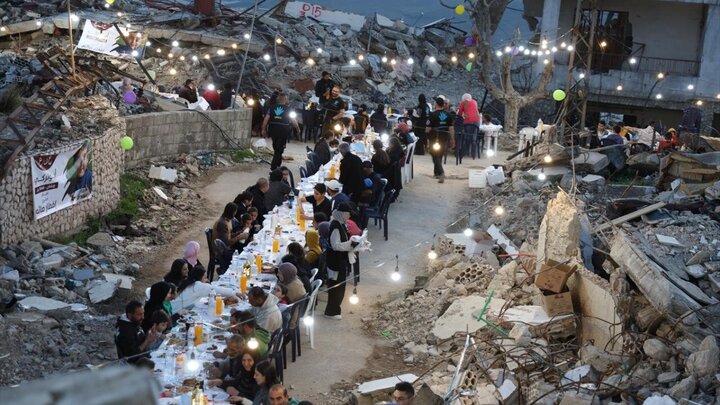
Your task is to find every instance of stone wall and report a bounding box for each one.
[0,107,124,247]
[123,108,252,167]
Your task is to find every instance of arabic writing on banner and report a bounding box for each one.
[77,20,147,61]
[31,141,93,220]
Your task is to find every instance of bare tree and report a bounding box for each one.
[442,0,554,133]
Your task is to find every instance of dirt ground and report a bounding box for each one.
[129,140,508,403]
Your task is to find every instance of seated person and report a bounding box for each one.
[164,259,188,288]
[305,230,323,268]
[231,310,271,358]
[284,242,312,291]
[370,104,388,133]
[248,287,283,333]
[392,381,416,405]
[145,310,170,351]
[600,125,626,146]
[208,335,259,401]
[248,207,261,232]
[358,161,384,208]
[213,203,250,271]
[265,169,292,210]
[657,130,678,155]
[269,384,302,405]
[170,267,240,311]
[314,131,334,165]
[115,300,159,364]
[371,139,391,176]
[299,183,332,220]
[142,281,177,333]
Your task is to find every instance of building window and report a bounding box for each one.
[580,9,632,73]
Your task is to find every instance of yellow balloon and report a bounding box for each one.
[106,0,116,4]
[455,4,465,15]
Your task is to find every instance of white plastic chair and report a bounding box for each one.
[402,142,415,185]
[145,287,151,300]
[308,268,319,283]
[303,279,323,349]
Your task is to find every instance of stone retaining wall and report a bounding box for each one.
[0,113,124,247]
[123,108,252,167]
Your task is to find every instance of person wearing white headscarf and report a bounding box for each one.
[324,203,358,320]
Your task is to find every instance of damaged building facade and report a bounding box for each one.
[526,0,720,131]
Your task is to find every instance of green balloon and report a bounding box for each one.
[120,136,134,150]
[552,89,566,101]
[465,62,473,72]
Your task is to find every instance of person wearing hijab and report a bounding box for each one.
[183,241,205,273]
[171,267,239,312]
[413,94,431,155]
[325,203,358,320]
[305,230,323,268]
[276,263,306,304]
[317,221,331,250]
[142,281,176,333]
[225,350,260,402]
[371,139,391,177]
[164,259,189,288]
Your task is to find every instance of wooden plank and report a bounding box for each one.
[593,201,667,233]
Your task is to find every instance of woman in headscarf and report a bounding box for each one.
[282,242,312,292]
[171,267,239,312]
[142,281,176,333]
[183,241,205,273]
[225,350,260,403]
[276,263,306,304]
[164,259,188,288]
[324,203,357,320]
[371,139,391,177]
[413,94,431,155]
[305,230,323,268]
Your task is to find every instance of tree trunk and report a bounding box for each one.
[504,98,521,134]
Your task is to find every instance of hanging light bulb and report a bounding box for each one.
[655,94,663,99]
[451,55,458,63]
[288,111,297,120]
[207,84,216,91]
[204,54,211,59]
[145,41,151,47]
[599,40,607,48]
[247,98,255,106]
[116,12,123,17]
[542,154,553,163]
[156,48,162,54]
[687,84,695,90]
[125,23,131,29]
[131,50,139,57]
[541,39,548,49]
[36,20,42,26]
[428,56,436,63]
[179,55,186,61]
[307,58,315,66]
[263,53,271,61]
[463,228,473,237]
[316,47,323,54]
[275,38,283,44]
[247,337,259,350]
[428,248,438,260]
[407,57,414,65]
[349,288,359,305]
[302,315,314,326]
[391,271,401,281]
[333,123,342,132]
[231,43,238,49]
[432,141,441,151]
[567,45,574,51]
[167,53,174,58]
[696,100,703,106]
[616,84,623,91]
[104,2,110,8]
[486,149,496,157]
[578,72,585,79]
[544,50,551,55]
[551,46,558,53]
[560,42,567,48]
[358,54,364,61]
[629,57,637,64]
[71,14,80,22]
[381,56,388,63]
[657,72,665,79]
[716,94,720,99]
[390,58,397,65]
[523,49,530,55]
[494,206,505,215]
[504,46,512,53]
[543,59,549,65]
[468,52,475,59]
[349,59,357,65]
[381,133,389,142]
[171,40,179,47]
[169,68,177,75]
[537,170,547,181]
[495,50,503,57]
[244,33,251,40]
[531,50,537,56]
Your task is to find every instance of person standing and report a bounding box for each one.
[337,143,364,201]
[263,93,300,170]
[321,85,346,135]
[314,131,334,165]
[458,93,481,159]
[324,203,359,320]
[314,71,335,103]
[412,94,431,155]
[426,97,455,183]
[369,104,388,134]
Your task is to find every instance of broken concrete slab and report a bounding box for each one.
[103,273,134,290]
[86,232,115,248]
[88,280,120,304]
[685,264,706,279]
[149,165,178,183]
[72,268,96,281]
[536,191,581,275]
[668,375,696,400]
[643,338,672,361]
[357,374,418,394]
[37,254,64,271]
[686,336,720,378]
[431,295,507,339]
[655,234,685,248]
[18,296,71,312]
[571,151,609,173]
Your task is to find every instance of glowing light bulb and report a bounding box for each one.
[263,53,271,61]
[104,2,109,8]
[696,100,703,106]
[543,59,550,65]
[578,73,585,79]
[381,56,388,63]
[217,49,226,56]
[504,46,511,53]
[560,42,567,48]
[36,20,42,26]
[333,123,342,132]
[688,84,695,90]
[247,98,255,106]
[244,33,251,40]
[543,154,552,163]
[616,84,623,91]
[657,72,664,79]
[207,84,216,91]
[494,206,505,215]
[486,149,496,157]
[316,47,323,54]
[407,57,414,65]
[545,50,551,55]
[71,14,79,22]
[186,359,200,372]
[451,55,458,63]
[171,40,179,47]
[629,57,637,64]
[307,58,315,66]
[541,39,548,49]
[538,172,547,181]
[247,338,259,350]
[302,316,313,326]
[169,68,177,75]
[231,43,238,49]
[428,249,438,260]
[495,50,503,57]
[289,111,297,119]
[463,228,473,237]
[146,41,151,46]
[656,94,662,99]
[390,58,397,65]
[275,38,282,44]
[428,56,436,63]
[391,271,401,282]
[519,45,525,51]
[204,54,210,59]
[567,45,574,51]
[349,59,356,65]
[358,54,364,61]
[600,40,607,48]
[116,12,123,17]
[179,56,185,61]
[156,48,162,54]
[468,52,475,59]
[131,50,138,57]
[349,292,359,305]
[716,94,720,99]
[531,50,537,56]
[523,49,530,55]
[125,23,131,29]
[551,46,558,53]
[432,142,441,151]
[167,53,174,58]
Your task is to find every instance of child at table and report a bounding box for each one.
[248,207,261,232]
[272,284,289,305]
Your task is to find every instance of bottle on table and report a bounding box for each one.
[215,295,223,317]
[255,254,263,273]
[240,272,248,294]
[193,323,202,346]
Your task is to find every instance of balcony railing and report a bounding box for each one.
[581,41,701,77]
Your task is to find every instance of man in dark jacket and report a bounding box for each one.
[265,169,291,210]
[115,300,159,364]
[177,79,198,104]
[314,71,335,102]
[337,143,364,202]
[314,131,334,165]
[246,178,270,223]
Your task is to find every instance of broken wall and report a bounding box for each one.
[0,114,123,247]
[123,108,252,168]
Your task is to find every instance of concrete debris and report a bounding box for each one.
[18,296,71,312]
[686,336,720,378]
[644,338,672,361]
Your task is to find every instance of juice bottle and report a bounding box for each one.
[272,238,279,253]
[255,254,263,273]
[215,295,223,316]
[194,323,202,346]
[329,164,335,178]
[240,272,248,294]
[299,218,306,231]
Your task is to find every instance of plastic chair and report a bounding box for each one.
[145,287,151,300]
[303,280,323,349]
[308,268,319,283]
[307,151,321,170]
[204,227,217,282]
[365,189,396,240]
[304,159,316,176]
[267,328,285,382]
[299,166,307,179]
[402,142,415,184]
[283,297,308,365]
[306,145,313,154]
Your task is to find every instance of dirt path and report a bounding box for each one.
[132,141,507,402]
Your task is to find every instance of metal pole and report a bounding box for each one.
[233,0,260,110]
[67,1,76,78]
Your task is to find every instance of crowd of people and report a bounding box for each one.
[583,119,688,156]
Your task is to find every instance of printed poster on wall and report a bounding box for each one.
[31,141,93,220]
[76,20,147,60]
